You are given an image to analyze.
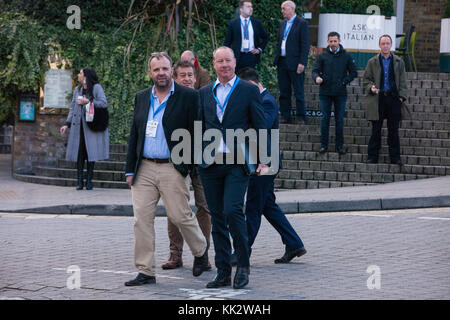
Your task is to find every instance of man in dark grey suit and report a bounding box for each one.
[224,0,269,71]
[197,46,267,289]
[273,0,310,124]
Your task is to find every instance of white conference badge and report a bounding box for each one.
[242,39,250,51]
[146,120,158,137]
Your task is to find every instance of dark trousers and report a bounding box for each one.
[198,164,250,277]
[368,94,402,162]
[277,57,306,121]
[245,174,304,254]
[319,95,347,149]
[77,122,88,167]
[236,52,258,72]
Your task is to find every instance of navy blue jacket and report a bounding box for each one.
[224,17,269,66]
[273,15,310,70]
[198,79,266,173]
[260,89,282,172]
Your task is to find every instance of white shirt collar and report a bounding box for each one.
[151,80,175,97]
[214,75,237,89]
[288,14,296,23]
[240,15,250,22]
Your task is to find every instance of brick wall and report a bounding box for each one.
[13,107,68,174]
[403,0,445,72]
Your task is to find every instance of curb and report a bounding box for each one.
[2,195,450,216]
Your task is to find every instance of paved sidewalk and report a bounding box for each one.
[1,154,450,215]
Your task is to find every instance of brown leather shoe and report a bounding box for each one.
[161,254,183,270]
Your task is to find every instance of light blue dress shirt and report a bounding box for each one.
[281,14,296,57]
[143,81,175,159]
[213,75,237,153]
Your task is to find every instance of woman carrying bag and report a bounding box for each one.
[60,67,109,190]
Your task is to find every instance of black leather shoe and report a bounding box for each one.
[233,267,249,289]
[319,147,327,154]
[337,147,346,155]
[124,273,156,286]
[274,247,307,264]
[206,274,231,288]
[366,158,378,164]
[391,159,403,165]
[230,252,237,266]
[193,239,210,277]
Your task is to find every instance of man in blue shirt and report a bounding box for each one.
[363,35,408,165]
[124,52,209,286]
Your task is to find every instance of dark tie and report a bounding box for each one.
[243,19,249,52]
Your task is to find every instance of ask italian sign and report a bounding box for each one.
[318,13,397,50]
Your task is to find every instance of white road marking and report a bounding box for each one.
[345,214,393,217]
[417,217,450,221]
[179,288,251,300]
[52,268,184,280]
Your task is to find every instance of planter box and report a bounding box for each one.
[318,13,397,68]
[440,18,450,73]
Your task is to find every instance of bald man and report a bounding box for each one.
[197,46,267,289]
[273,0,310,125]
[180,50,211,90]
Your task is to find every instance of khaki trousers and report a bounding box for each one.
[167,168,211,257]
[131,160,207,276]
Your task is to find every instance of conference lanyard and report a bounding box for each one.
[212,77,240,115]
[150,93,168,119]
[283,21,293,40]
[241,19,250,38]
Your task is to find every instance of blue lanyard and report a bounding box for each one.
[241,19,250,35]
[212,77,240,114]
[150,93,168,118]
[283,21,293,40]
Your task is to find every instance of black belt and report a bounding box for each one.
[142,157,170,163]
[381,90,395,96]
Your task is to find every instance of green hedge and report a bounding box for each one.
[320,0,394,17]
[0,0,308,142]
[445,0,450,18]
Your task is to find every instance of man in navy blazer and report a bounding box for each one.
[197,46,267,289]
[224,0,269,72]
[236,67,306,265]
[273,0,310,124]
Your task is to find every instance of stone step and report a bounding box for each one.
[0,144,11,154]
[274,172,433,189]
[110,144,127,154]
[58,159,125,171]
[273,178,375,189]
[34,166,125,182]
[293,149,449,162]
[276,172,434,186]
[108,153,127,162]
[280,132,450,145]
[280,121,450,132]
[0,135,12,145]
[299,107,450,121]
[280,125,450,139]
[280,144,450,160]
[279,161,449,176]
[13,173,128,189]
[281,119,450,131]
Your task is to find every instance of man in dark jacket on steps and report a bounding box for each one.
[312,32,357,155]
